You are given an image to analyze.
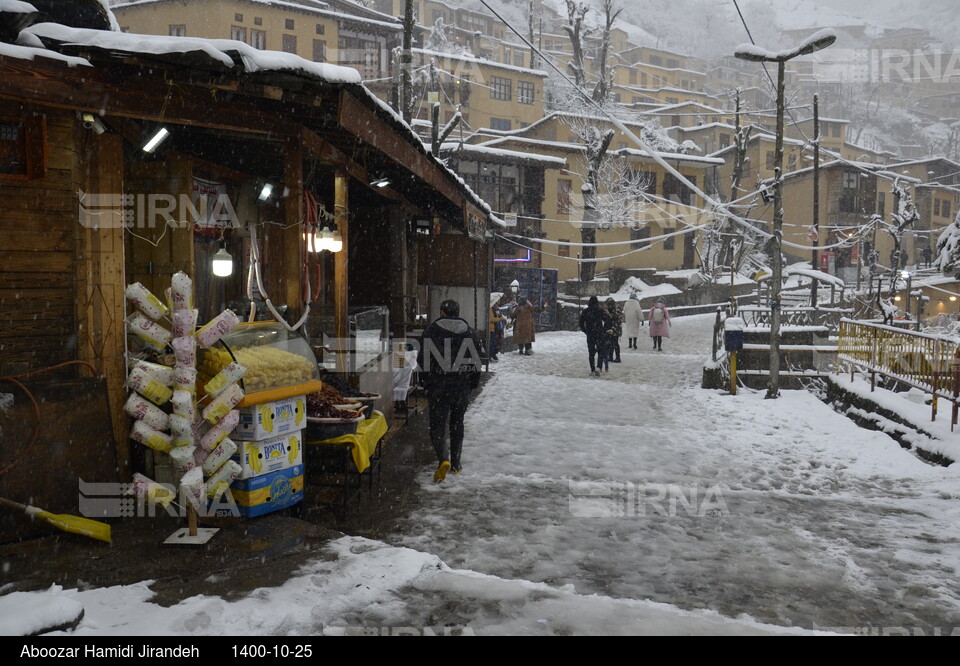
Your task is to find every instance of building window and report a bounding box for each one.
[664,232,676,250]
[235,13,243,22]
[313,39,327,62]
[557,179,573,214]
[254,17,262,26]
[944,199,952,219]
[514,51,524,67]
[251,29,266,49]
[649,55,662,66]
[517,81,535,104]
[766,151,776,170]
[666,97,678,104]
[629,69,637,84]
[231,26,246,42]
[285,19,295,30]
[558,239,570,257]
[719,133,731,149]
[169,24,186,37]
[491,77,512,101]
[663,173,694,206]
[935,199,941,216]
[282,34,297,54]
[316,23,325,35]
[667,58,679,68]
[489,117,511,131]
[832,123,841,138]
[630,226,650,249]
[338,36,383,79]
[641,72,648,87]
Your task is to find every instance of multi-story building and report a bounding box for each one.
[468,114,724,281]
[409,47,547,132]
[113,0,403,81]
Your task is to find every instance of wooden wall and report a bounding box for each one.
[0,104,78,376]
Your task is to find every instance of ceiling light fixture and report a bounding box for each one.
[142,126,170,154]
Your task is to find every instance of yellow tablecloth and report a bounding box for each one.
[305,411,388,473]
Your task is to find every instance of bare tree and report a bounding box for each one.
[591,0,622,105]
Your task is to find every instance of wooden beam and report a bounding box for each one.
[299,126,404,202]
[283,138,304,322]
[334,168,349,372]
[77,131,129,476]
[0,58,292,136]
[337,92,466,209]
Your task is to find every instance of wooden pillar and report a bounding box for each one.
[334,168,349,371]
[78,132,129,476]
[388,206,406,339]
[283,138,304,321]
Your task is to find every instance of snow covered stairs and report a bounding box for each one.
[734,327,836,391]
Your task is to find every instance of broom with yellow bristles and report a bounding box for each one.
[0,496,111,543]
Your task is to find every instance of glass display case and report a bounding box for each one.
[198,321,321,403]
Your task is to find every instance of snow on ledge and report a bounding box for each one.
[19,23,362,83]
[0,39,91,67]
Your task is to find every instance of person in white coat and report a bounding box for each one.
[622,292,643,349]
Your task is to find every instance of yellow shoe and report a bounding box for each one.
[434,461,451,483]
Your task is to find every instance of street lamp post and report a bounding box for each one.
[735,29,836,400]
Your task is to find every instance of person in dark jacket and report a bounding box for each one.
[578,295,610,377]
[418,299,481,482]
[605,297,623,362]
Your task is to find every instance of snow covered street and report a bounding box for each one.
[383,313,960,634]
[7,314,960,637]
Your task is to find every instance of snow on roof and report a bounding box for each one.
[649,102,726,114]
[11,23,505,229]
[787,267,845,289]
[613,276,683,300]
[115,0,401,31]
[415,47,548,77]
[612,146,724,166]
[0,0,37,13]
[0,39,90,66]
[888,156,960,170]
[438,141,567,166]
[21,22,366,81]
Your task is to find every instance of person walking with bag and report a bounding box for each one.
[622,292,643,349]
[418,299,482,482]
[578,295,609,376]
[648,298,670,351]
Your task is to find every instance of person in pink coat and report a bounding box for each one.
[648,298,670,351]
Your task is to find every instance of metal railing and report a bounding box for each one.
[737,305,853,331]
[837,318,960,428]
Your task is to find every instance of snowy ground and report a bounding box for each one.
[5,315,960,636]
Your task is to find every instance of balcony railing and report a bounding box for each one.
[837,318,960,428]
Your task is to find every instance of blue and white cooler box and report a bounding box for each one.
[230,464,304,518]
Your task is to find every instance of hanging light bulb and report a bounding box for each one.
[316,226,333,251]
[329,230,343,253]
[211,240,233,277]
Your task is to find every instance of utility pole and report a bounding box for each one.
[736,29,836,400]
[401,0,415,124]
[811,94,821,307]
